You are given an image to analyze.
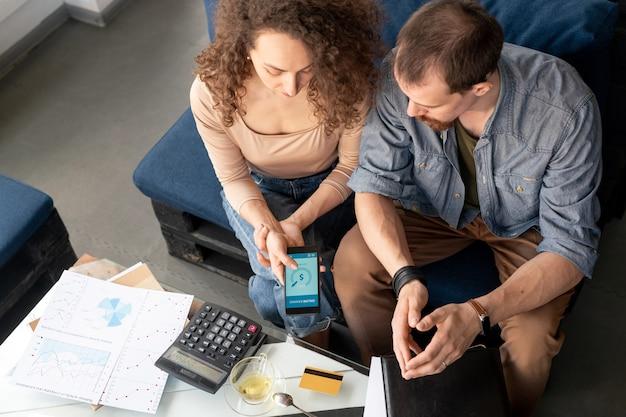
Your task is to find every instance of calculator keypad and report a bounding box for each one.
[178,303,262,371]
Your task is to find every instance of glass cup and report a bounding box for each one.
[230,353,275,405]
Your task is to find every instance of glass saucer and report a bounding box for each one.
[223,369,286,416]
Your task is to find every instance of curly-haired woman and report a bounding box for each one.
[190,0,382,342]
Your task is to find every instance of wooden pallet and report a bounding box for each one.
[152,200,253,286]
[0,208,77,320]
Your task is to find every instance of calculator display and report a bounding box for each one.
[164,347,226,382]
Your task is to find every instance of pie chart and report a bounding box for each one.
[98,298,132,327]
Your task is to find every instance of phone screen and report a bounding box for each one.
[285,248,320,315]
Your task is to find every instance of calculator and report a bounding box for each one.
[155,302,266,393]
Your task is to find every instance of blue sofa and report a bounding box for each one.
[134,0,621,326]
[0,174,77,334]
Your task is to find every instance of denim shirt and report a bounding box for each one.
[348,43,602,277]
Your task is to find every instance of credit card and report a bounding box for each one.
[299,366,344,396]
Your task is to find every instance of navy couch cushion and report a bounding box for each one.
[379,0,617,53]
[379,0,617,106]
[133,108,231,230]
[0,175,54,268]
[203,0,216,41]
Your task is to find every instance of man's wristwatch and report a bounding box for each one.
[392,265,426,298]
[467,299,491,336]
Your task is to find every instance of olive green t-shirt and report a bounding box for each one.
[455,120,479,209]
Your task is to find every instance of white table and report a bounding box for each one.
[0,282,368,416]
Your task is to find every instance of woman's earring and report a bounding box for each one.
[246,56,251,60]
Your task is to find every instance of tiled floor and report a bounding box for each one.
[1,1,625,415]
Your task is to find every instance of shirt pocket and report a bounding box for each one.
[412,153,447,202]
[494,174,541,221]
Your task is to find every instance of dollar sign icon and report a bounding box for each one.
[292,268,311,287]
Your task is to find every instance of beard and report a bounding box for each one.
[416,115,454,132]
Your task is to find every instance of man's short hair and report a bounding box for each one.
[395,0,504,93]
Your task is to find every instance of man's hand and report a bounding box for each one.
[402,302,482,379]
[253,220,304,285]
[392,280,429,376]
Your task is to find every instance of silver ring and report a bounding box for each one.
[441,360,448,369]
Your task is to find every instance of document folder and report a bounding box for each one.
[381,347,510,417]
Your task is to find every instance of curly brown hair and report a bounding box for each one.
[195,0,383,134]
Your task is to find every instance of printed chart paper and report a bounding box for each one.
[99,291,192,413]
[12,271,192,413]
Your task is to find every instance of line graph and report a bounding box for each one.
[41,278,87,329]
[26,337,110,392]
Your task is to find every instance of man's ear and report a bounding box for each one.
[472,80,493,97]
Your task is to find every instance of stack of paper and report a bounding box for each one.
[11,268,193,414]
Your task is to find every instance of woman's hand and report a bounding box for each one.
[254,219,304,285]
[278,219,305,247]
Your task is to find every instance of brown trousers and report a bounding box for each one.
[334,209,574,417]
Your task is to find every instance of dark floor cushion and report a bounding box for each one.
[0,175,54,268]
[423,242,500,309]
[133,108,231,231]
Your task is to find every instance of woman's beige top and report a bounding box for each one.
[189,77,364,213]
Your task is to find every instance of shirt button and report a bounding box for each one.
[515,185,524,193]
[454,193,461,199]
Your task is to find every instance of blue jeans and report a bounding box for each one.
[221,167,356,337]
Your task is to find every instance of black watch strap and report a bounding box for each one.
[392,266,426,298]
